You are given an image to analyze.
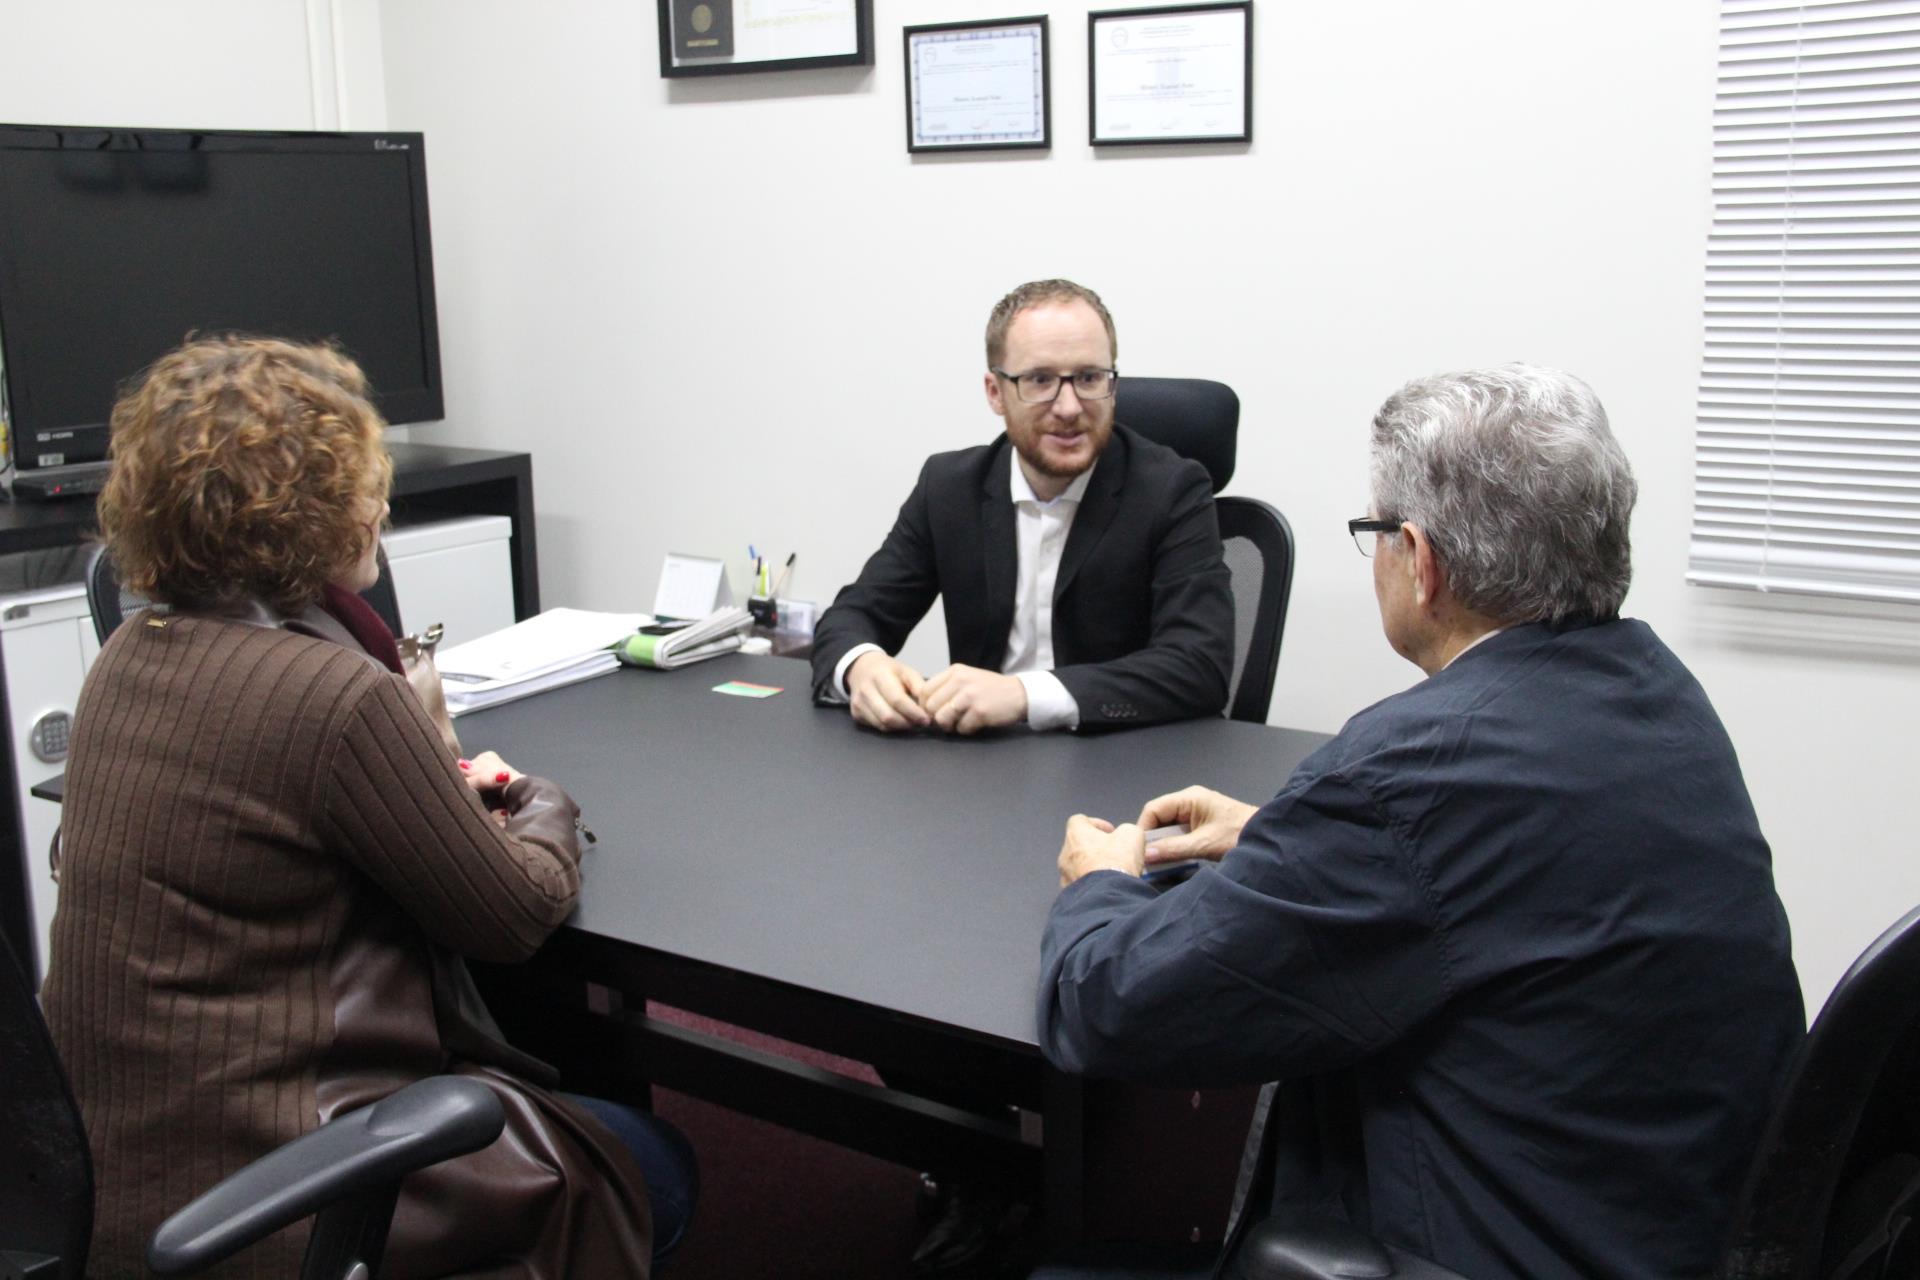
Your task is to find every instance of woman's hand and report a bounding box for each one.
[458,751,525,796]
[459,752,524,826]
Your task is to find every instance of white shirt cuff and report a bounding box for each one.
[830,643,885,702]
[1016,670,1079,732]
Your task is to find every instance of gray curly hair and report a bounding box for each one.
[1369,365,1636,624]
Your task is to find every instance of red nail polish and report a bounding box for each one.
[495,771,510,784]
[458,758,471,769]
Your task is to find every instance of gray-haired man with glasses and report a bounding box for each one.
[811,278,1234,736]
[1035,365,1802,1280]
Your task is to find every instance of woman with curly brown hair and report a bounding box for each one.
[41,335,692,1278]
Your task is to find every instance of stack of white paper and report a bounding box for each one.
[438,608,650,716]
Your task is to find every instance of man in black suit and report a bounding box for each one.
[811,279,1234,734]
[1037,366,1804,1280]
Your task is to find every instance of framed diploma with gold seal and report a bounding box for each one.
[658,0,873,77]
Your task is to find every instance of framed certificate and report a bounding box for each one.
[658,0,873,77]
[1089,1,1252,146]
[904,17,1051,153]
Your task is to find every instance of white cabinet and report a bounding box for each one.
[382,515,516,648]
[0,585,92,980]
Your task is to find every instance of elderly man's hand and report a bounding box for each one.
[1137,785,1258,865]
[846,652,933,732]
[920,663,1028,735]
[1058,814,1146,887]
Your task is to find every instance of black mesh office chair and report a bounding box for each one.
[84,543,405,644]
[1717,902,1920,1280]
[1116,377,1295,724]
[82,543,147,646]
[0,931,504,1279]
[0,932,90,1280]
[359,547,406,639]
[1035,904,1920,1280]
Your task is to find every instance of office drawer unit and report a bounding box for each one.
[0,584,94,981]
[383,515,516,648]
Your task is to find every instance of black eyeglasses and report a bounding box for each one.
[1348,517,1402,558]
[991,367,1118,404]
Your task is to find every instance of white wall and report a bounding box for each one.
[6,0,1913,1012]
[0,0,387,131]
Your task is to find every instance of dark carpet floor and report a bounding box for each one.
[647,1006,927,1279]
[652,1083,929,1279]
[640,1005,1240,1279]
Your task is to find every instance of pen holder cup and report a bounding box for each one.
[748,595,778,628]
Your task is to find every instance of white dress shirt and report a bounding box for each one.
[832,461,1093,730]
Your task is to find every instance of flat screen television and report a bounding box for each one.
[0,124,443,476]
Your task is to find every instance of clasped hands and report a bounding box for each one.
[1056,784,1260,887]
[846,652,1028,736]
[457,749,524,827]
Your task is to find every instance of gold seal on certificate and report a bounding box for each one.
[658,0,872,77]
[674,0,734,56]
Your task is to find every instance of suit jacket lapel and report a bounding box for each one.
[1054,430,1127,604]
[979,446,1017,664]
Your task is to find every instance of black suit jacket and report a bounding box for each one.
[810,425,1234,729]
[1038,619,1804,1280]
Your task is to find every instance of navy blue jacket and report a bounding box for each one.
[1039,618,1803,1280]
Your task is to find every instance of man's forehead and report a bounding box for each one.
[1004,299,1112,360]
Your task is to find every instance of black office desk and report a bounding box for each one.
[463,653,1329,1242]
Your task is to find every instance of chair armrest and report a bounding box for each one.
[1226,1214,1472,1280]
[146,1076,505,1277]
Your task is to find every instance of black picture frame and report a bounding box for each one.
[903,16,1051,154]
[658,0,874,78]
[1088,0,1253,146]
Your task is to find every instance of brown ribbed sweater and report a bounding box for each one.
[42,612,651,1278]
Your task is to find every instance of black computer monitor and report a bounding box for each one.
[0,124,444,473]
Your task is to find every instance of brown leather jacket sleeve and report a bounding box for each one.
[501,774,581,859]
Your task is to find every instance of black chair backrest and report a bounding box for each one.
[1216,497,1295,725]
[361,546,405,638]
[84,543,146,646]
[1117,377,1291,723]
[84,544,405,644]
[1718,904,1920,1279]
[1117,376,1238,494]
[0,931,92,1278]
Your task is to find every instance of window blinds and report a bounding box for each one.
[1690,0,1920,602]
